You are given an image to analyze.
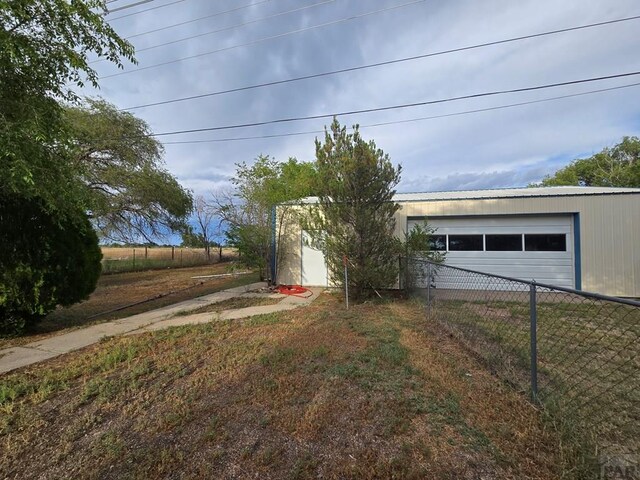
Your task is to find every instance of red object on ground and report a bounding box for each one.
[276,285,312,297]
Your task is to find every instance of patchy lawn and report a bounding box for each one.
[0,294,567,479]
[0,264,259,350]
[428,295,640,460]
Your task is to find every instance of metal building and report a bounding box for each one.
[276,186,640,297]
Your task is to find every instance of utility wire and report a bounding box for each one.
[122,14,640,111]
[107,0,186,21]
[135,0,335,52]
[101,0,427,79]
[146,71,640,137]
[125,0,298,40]
[107,0,155,13]
[159,81,640,145]
[91,0,335,64]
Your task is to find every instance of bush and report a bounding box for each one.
[0,193,102,335]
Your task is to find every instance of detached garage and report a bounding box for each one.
[276,186,640,297]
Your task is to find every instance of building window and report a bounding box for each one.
[524,234,566,251]
[448,234,483,251]
[428,235,447,251]
[486,234,522,251]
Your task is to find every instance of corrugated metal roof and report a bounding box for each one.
[297,186,640,204]
[393,186,640,202]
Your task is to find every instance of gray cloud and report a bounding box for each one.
[84,0,640,196]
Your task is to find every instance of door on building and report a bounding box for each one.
[301,230,328,286]
[408,215,575,289]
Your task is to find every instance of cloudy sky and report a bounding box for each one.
[85,0,640,195]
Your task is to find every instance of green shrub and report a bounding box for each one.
[0,193,102,335]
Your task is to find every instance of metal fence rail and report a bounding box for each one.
[404,257,640,463]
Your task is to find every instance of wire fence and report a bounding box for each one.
[100,247,236,274]
[402,257,640,466]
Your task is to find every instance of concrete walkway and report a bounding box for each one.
[0,282,322,375]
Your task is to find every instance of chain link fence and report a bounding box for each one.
[403,257,640,466]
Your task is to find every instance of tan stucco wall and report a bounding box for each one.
[277,193,640,297]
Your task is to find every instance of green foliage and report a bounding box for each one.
[0,1,138,330]
[65,98,193,242]
[399,222,445,291]
[309,118,402,299]
[0,193,102,335]
[220,155,316,281]
[539,136,640,188]
[0,0,134,210]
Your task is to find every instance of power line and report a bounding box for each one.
[146,71,640,138]
[101,0,427,79]
[125,0,295,40]
[107,0,155,13]
[135,0,335,53]
[122,14,640,111]
[159,81,640,145]
[93,0,329,66]
[107,0,187,21]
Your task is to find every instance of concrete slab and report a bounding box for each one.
[132,313,218,332]
[0,347,59,374]
[26,322,133,354]
[0,281,320,375]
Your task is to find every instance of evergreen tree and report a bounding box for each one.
[310,119,402,299]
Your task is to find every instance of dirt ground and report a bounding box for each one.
[0,264,259,350]
[0,294,569,479]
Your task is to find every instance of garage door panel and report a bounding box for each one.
[445,255,573,264]
[410,215,575,289]
[429,226,570,235]
[422,216,572,228]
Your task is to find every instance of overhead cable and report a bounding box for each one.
[101,0,427,79]
[122,14,640,110]
[145,71,640,137]
[159,81,640,145]
[124,0,315,40]
[107,0,187,21]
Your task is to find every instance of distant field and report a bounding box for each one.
[100,247,238,274]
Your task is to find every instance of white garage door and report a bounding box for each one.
[301,231,328,286]
[408,215,575,289]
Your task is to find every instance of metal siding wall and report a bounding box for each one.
[400,195,639,296]
[281,194,640,296]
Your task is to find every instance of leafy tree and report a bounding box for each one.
[538,136,640,188]
[212,156,316,281]
[0,192,102,334]
[0,1,146,330]
[0,0,134,213]
[64,98,193,241]
[308,119,402,299]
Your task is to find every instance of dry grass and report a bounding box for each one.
[0,264,259,350]
[0,294,567,479]
[427,295,640,469]
[100,247,238,274]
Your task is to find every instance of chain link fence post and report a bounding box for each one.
[530,281,538,402]
[426,262,432,315]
